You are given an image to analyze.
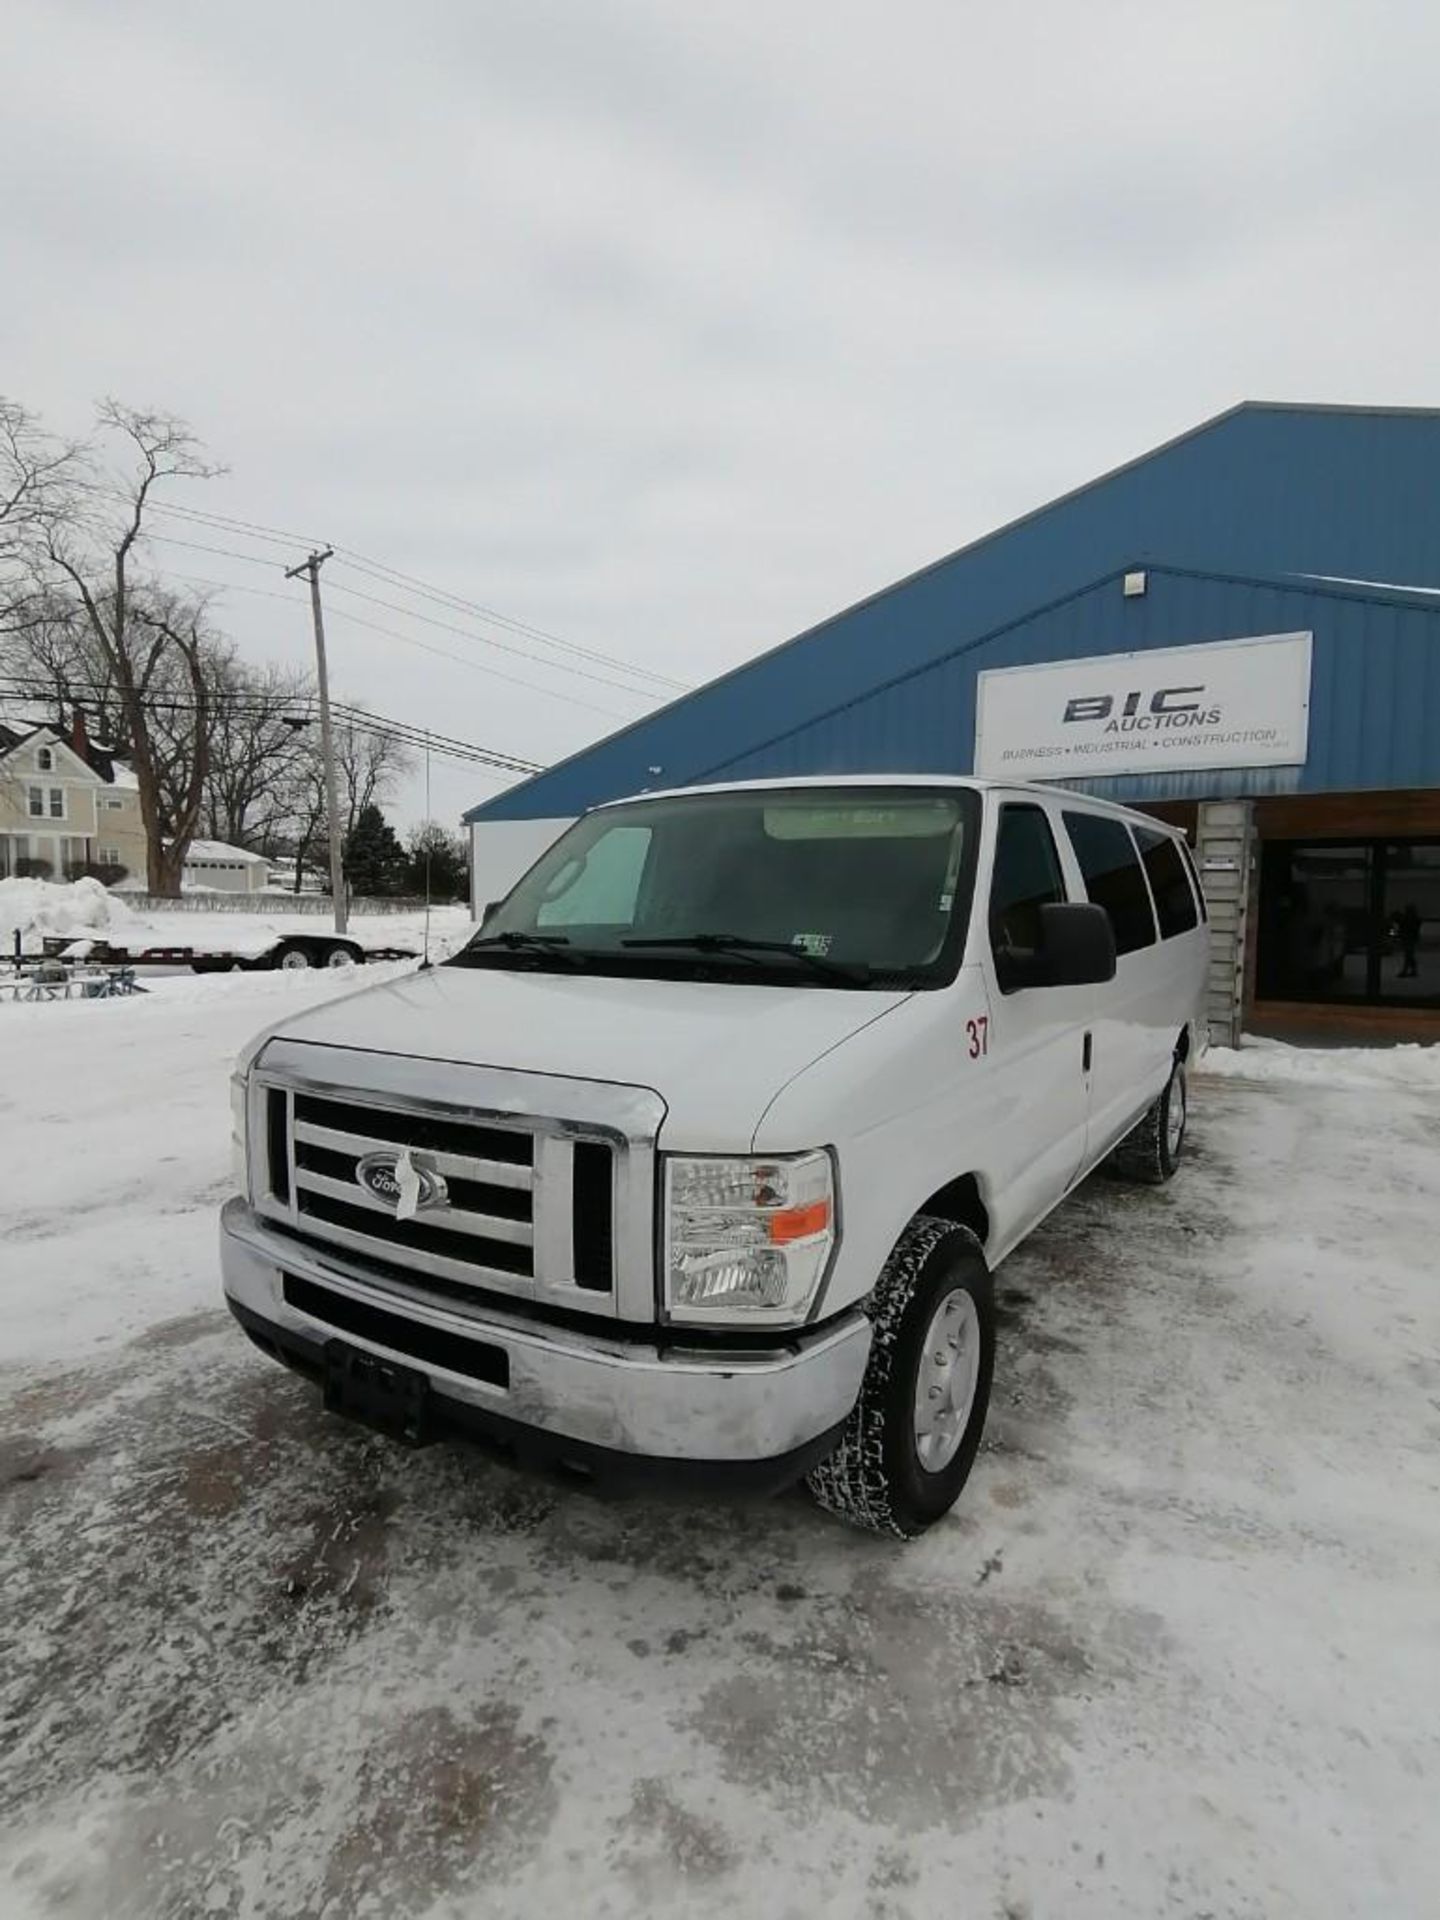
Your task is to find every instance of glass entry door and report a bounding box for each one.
[1259,839,1440,1009]
[1380,842,1440,1003]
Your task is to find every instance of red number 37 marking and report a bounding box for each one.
[966,1015,989,1059]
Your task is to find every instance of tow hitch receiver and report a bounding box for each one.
[323,1340,433,1446]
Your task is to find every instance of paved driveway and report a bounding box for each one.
[2,995,1437,1919]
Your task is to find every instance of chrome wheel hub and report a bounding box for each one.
[912,1287,981,1473]
[1166,1071,1186,1158]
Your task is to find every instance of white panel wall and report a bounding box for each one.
[469,817,576,919]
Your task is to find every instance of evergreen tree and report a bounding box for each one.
[406,821,469,902]
[343,803,407,896]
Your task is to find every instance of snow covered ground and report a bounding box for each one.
[1,982,1437,1919]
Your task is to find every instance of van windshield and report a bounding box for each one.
[451,786,980,989]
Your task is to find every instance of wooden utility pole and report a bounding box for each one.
[284,546,347,933]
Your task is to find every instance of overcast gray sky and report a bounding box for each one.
[5,0,1438,826]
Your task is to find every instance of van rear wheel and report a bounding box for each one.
[1110,1060,1187,1184]
[807,1217,995,1538]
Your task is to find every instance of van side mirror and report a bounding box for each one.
[995,902,1116,993]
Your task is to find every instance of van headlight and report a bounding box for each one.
[663,1151,837,1325]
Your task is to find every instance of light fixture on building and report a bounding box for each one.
[1123,570,1148,598]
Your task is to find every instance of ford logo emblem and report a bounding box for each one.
[355,1149,448,1218]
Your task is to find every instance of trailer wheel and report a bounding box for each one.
[806,1216,995,1539]
[324,943,360,968]
[275,943,313,971]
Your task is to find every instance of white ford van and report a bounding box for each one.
[221,777,1208,1536]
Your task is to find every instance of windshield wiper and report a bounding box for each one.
[451,931,588,969]
[621,932,871,985]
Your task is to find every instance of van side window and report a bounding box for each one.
[1178,836,1208,922]
[990,805,1067,961]
[1134,826,1200,938]
[1062,812,1157,954]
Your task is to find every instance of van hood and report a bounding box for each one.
[258,962,911,1151]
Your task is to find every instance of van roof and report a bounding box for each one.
[596,773,1179,830]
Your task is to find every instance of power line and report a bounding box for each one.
[321,574,671,703]
[139,496,691,694]
[326,548,692,692]
[329,703,541,774]
[0,676,541,777]
[159,571,632,726]
[147,529,670,701]
[147,542,643,721]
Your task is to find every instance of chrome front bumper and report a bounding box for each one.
[220,1198,870,1473]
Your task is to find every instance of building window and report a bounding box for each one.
[1062,811,1157,955]
[105,797,124,810]
[99,846,121,867]
[36,746,54,771]
[28,786,44,817]
[1259,839,1440,1009]
[48,787,65,819]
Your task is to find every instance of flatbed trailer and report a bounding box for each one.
[45,932,419,972]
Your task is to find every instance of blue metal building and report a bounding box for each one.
[467,403,1440,1040]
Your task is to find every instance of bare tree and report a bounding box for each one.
[279,750,330,893]
[335,712,411,842]
[203,657,315,853]
[0,401,82,630]
[280,710,412,893]
[32,400,225,893]
[125,591,230,878]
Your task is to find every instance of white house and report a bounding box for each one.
[0,721,147,881]
[181,841,270,895]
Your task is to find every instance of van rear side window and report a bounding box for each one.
[1133,826,1200,939]
[1178,836,1208,922]
[1062,812,1157,955]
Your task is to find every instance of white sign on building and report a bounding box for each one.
[974,631,1312,781]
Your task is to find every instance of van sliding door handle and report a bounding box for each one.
[1082,1031,1093,1073]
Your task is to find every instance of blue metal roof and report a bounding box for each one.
[703,564,1440,801]
[469,402,1440,822]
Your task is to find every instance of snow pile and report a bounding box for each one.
[0,876,138,948]
[1204,1032,1440,1090]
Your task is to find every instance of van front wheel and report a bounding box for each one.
[807,1217,995,1539]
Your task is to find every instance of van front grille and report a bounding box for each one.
[295,1185,534,1277]
[293,1092,533,1166]
[258,1081,620,1314]
[572,1140,615,1292]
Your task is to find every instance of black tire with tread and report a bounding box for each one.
[807,1216,996,1538]
[1109,1059,1187,1185]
